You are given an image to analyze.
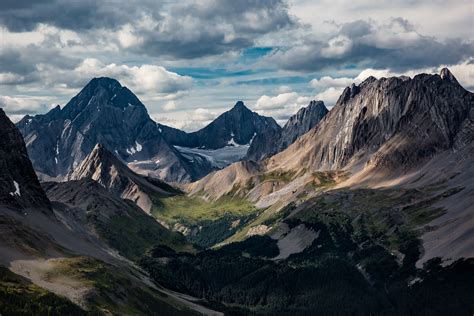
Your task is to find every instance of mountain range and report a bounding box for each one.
[1,68,473,315]
[17,79,307,183]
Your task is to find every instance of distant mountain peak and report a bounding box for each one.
[231,100,249,111]
[87,77,122,90]
[440,67,459,84]
[307,100,325,108]
[69,76,144,112]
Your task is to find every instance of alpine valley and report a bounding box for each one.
[1,68,473,315]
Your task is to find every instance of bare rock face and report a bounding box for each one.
[269,68,473,172]
[247,100,328,161]
[158,101,282,149]
[16,77,211,183]
[0,109,51,211]
[246,128,282,161]
[69,144,179,212]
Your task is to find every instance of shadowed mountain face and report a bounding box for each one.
[0,109,51,211]
[158,101,282,149]
[247,100,329,161]
[42,179,192,260]
[16,77,213,183]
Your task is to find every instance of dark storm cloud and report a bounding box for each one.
[0,0,160,31]
[128,0,297,59]
[0,45,81,85]
[0,0,296,59]
[268,18,474,72]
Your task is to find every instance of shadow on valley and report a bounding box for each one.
[140,187,474,316]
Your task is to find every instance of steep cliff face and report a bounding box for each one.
[17,77,212,183]
[247,100,328,161]
[159,101,282,149]
[268,68,473,172]
[0,109,51,211]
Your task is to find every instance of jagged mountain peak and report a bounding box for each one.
[70,142,135,183]
[70,142,177,212]
[88,76,122,89]
[158,100,282,150]
[440,67,459,84]
[66,77,144,113]
[73,143,121,174]
[231,100,249,111]
[290,100,326,122]
[89,143,114,159]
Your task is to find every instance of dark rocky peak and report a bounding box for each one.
[339,83,361,104]
[297,100,327,118]
[88,76,122,90]
[231,100,249,111]
[0,109,51,212]
[440,67,459,85]
[61,77,145,120]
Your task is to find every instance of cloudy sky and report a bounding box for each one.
[1,0,473,130]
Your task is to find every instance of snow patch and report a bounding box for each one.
[227,137,238,146]
[249,132,257,145]
[9,181,21,197]
[126,141,143,155]
[136,141,142,152]
[54,141,59,164]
